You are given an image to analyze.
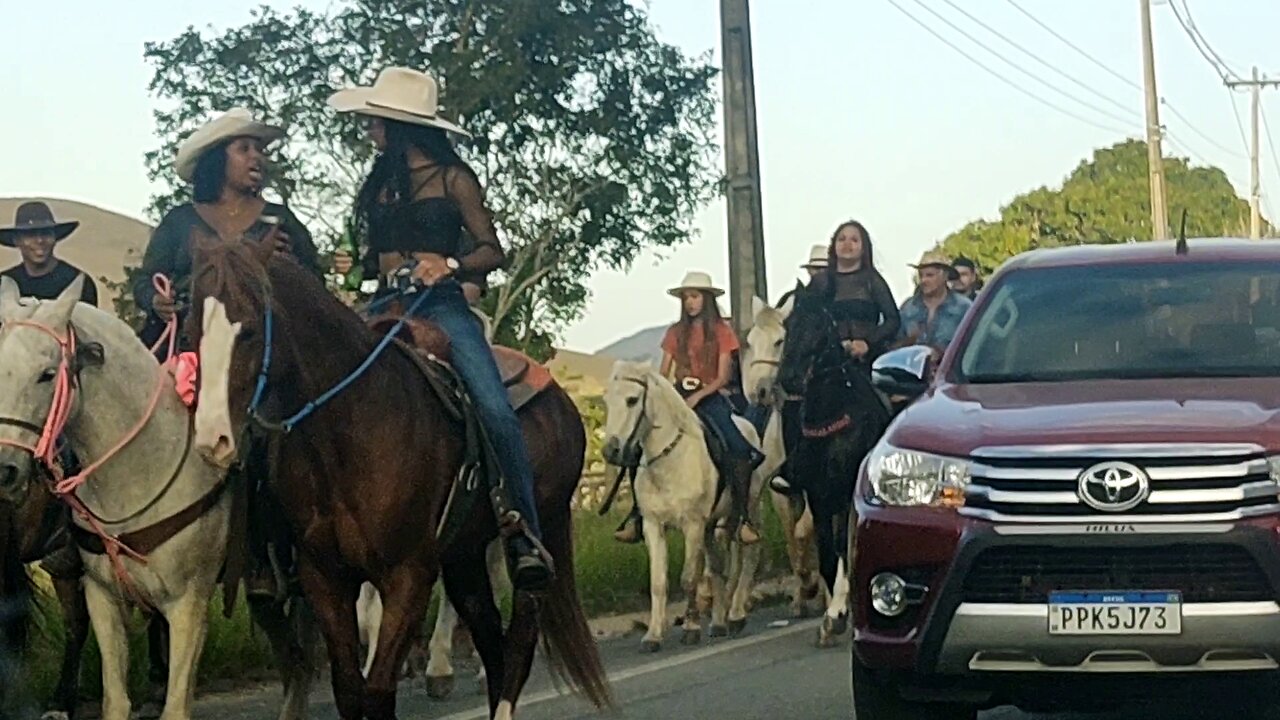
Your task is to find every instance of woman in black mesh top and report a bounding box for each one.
[806,220,901,366]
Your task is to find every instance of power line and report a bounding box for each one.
[1261,103,1280,194]
[1002,0,1141,92]
[937,0,1141,122]
[1227,91,1252,158]
[901,0,1137,130]
[1005,0,1241,163]
[883,0,1130,136]
[1168,0,1240,83]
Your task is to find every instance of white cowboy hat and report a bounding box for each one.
[668,271,725,298]
[801,244,829,269]
[327,67,471,138]
[175,108,285,183]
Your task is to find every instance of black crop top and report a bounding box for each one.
[368,196,464,257]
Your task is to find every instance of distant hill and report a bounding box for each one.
[0,198,151,308]
[597,324,667,364]
[547,349,619,396]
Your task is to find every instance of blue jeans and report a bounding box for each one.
[405,282,541,538]
[694,393,758,463]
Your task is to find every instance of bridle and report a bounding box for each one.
[616,375,686,467]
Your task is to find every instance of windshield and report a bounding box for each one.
[957,260,1280,383]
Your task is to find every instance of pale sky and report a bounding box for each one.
[4,1,1280,352]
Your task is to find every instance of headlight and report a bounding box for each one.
[866,443,970,508]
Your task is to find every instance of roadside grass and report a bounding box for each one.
[16,499,793,705]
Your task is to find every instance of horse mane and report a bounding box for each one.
[190,239,273,327]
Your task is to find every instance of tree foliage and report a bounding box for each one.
[937,140,1267,276]
[144,0,721,358]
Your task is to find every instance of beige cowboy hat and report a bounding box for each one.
[175,108,285,183]
[0,201,79,247]
[911,250,954,272]
[668,271,724,298]
[327,67,471,138]
[801,244,829,270]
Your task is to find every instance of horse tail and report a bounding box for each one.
[537,514,614,710]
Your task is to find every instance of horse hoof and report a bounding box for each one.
[831,614,849,636]
[728,618,747,636]
[681,628,702,646]
[708,625,729,638]
[815,630,841,649]
[426,674,455,700]
[640,639,662,654]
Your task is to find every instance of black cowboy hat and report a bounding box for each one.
[0,201,80,247]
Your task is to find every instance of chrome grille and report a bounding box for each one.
[961,443,1280,522]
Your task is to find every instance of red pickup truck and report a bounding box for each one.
[858,239,1280,719]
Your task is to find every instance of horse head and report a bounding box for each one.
[776,283,841,398]
[0,276,103,504]
[188,236,274,469]
[742,292,795,406]
[600,360,693,469]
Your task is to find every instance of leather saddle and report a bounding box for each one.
[674,378,733,481]
[367,315,553,413]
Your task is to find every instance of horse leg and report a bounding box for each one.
[424,590,459,699]
[82,581,131,720]
[678,518,708,645]
[364,566,435,720]
[297,560,364,720]
[704,525,730,636]
[813,509,847,648]
[442,552,505,715]
[640,516,668,652]
[157,591,212,720]
[44,573,89,720]
[248,595,317,720]
[136,614,170,720]
[729,541,761,636]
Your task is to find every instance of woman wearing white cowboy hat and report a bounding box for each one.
[613,271,764,546]
[326,66,553,591]
[134,107,322,355]
[132,107,322,600]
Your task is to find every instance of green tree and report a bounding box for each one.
[144,1,720,358]
[937,140,1267,276]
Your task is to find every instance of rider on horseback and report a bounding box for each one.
[132,108,322,599]
[327,67,552,592]
[614,271,764,546]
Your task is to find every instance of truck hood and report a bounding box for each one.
[887,378,1280,457]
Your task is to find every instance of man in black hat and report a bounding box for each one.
[950,255,982,301]
[0,201,98,306]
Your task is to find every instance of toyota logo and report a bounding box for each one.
[1077,461,1150,512]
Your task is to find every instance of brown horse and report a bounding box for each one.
[185,239,611,720]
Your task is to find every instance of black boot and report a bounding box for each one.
[507,533,554,593]
[614,504,644,544]
[730,458,761,545]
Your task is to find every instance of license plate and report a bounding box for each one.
[1048,591,1182,635]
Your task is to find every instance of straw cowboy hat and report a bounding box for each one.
[175,108,285,183]
[327,67,471,138]
[0,202,79,247]
[912,250,954,272]
[668,271,725,298]
[801,244,829,269]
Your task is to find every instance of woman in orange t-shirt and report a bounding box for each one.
[659,272,764,544]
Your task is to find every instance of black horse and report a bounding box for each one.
[777,284,891,647]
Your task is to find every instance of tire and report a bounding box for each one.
[852,653,977,720]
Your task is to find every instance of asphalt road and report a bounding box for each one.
[190,603,1251,720]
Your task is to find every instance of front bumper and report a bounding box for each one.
[852,506,1280,678]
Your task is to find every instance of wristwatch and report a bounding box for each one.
[445,257,460,275]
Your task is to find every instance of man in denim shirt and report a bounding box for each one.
[898,250,972,353]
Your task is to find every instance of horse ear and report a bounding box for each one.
[250,233,276,266]
[778,293,796,320]
[42,274,84,327]
[751,295,767,319]
[0,275,19,321]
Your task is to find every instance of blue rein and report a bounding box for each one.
[247,285,433,433]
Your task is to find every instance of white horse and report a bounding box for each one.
[741,295,824,620]
[601,360,766,650]
[0,277,231,720]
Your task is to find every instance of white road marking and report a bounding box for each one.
[436,619,820,720]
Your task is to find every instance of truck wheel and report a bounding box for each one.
[852,653,977,720]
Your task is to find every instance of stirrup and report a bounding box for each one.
[614,516,643,544]
[769,476,794,494]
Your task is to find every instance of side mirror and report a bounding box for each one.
[872,345,934,399]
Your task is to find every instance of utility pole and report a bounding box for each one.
[1226,67,1280,239]
[1140,0,1170,241]
[720,0,768,337]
